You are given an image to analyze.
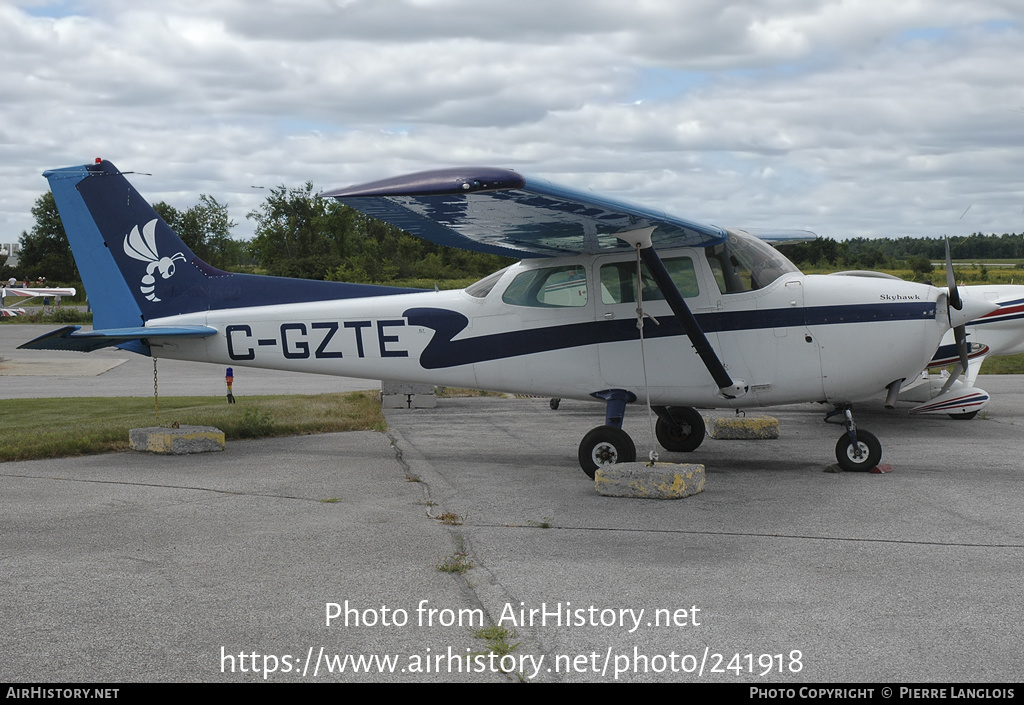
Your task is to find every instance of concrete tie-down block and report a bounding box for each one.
[129,426,225,454]
[595,462,705,499]
[706,415,779,440]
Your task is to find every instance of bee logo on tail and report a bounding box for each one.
[123,219,186,302]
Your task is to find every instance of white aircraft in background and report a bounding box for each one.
[1,286,76,317]
[900,285,1024,419]
[831,272,1024,419]
[21,159,995,476]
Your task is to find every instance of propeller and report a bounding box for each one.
[944,236,970,373]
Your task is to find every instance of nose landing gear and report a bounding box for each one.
[827,406,882,471]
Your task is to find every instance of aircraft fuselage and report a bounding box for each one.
[148,245,946,409]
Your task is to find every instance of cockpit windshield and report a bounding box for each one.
[704,229,800,294]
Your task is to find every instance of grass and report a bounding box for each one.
[473,625,520,658]
[0,308,93,324]
[0,391,385,462]
[472,625,522,678]
[437,552,473,574]
[975,352,1024,375]
[926,352,1024,375]
[435,387,505,398]
[386,277,482,290]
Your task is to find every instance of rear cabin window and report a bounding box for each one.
[501,265,589,308]
[599,256,699,304]
[464,267,509,298]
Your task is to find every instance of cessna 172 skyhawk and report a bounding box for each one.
[22,160,996,476]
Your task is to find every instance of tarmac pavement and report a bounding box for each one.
[2,322,1023,683]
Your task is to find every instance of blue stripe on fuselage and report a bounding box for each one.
[406,302,936,369]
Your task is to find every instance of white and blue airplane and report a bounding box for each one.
[21,159,996,476]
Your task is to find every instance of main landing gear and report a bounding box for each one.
[826,406,882,471]
[654,406,706,453]
[577,390,707,478]
[578,426,635,478]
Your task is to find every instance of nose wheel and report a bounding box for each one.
[827,405,883,471]
[835,430,882,471]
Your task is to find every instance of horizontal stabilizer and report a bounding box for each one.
[18,325,217,353]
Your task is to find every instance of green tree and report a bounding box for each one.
[18,192,78,282]
[154,195,239,270]
[907,255,933,278]
[0,249,13,282]
[247,183,514,283]
[247,183,352,280]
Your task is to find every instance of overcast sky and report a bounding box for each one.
[2,0,1023,246]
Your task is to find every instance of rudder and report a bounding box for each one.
[45,160,421,332]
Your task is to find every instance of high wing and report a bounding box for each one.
[321,167,730,258]
[325,166,761,399]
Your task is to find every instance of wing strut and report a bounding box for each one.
[621,228,748,399]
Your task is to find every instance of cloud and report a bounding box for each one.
[1,0,1022,245]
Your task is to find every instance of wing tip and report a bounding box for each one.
[322,166,524,199]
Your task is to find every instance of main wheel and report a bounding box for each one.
[835,430,882,471]
[578,426,636,479]
[655,407,706,452]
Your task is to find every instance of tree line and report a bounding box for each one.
[246,183,510,282]
[4,186,1023,289]
[775,233,1024,271]
[3,186,512,286]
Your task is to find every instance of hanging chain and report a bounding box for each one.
[153,357,160,426]
[635,245,659,464]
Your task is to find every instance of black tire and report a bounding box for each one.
[655,407,706,452]
[835,430,882,471]
[578,426,636,479]
[948,411,978,420]
[549,398,561,410]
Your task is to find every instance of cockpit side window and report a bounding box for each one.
[600,256,698,304]
[501,265,588,308]
[704,231,799,294]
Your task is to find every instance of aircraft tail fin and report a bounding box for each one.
[44,160,418,336]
